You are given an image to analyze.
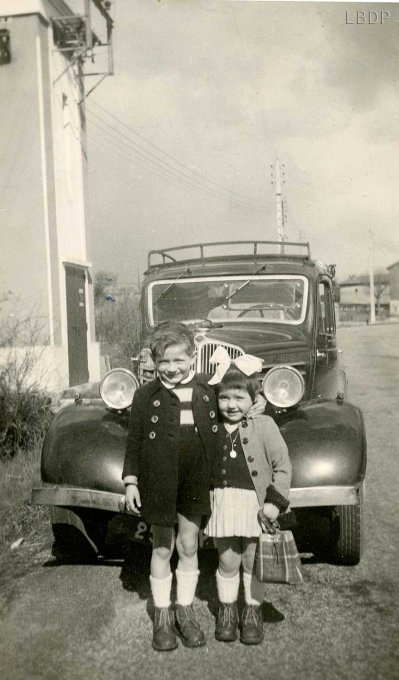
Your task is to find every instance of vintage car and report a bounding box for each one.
[32,241,366,564]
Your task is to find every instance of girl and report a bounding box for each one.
[205,348,292,645]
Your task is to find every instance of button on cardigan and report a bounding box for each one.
[235,415,291,508]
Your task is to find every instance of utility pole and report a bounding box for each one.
[271,159,286,253]
[369,229,376,324]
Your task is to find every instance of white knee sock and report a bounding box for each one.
[150,573,172,609]
[176,569,199,606]
[243,571,265,606]
[216,570,240,604]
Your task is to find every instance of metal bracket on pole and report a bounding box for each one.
[78,74,107,104]
[53,44,88,84]
[51,1,113,91]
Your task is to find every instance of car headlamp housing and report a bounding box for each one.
[262,365,305,408]
[100,369,139,410]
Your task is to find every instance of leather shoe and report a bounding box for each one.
[240,605,264,645]
[215,602,238,642]
[175,604,206,647]
[152,606,178,652]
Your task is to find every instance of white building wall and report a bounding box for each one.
[0,0,100,391]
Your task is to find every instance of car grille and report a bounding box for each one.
[196,341,244,375]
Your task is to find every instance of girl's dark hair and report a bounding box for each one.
[149,321,195,360]
[215,366,261,402]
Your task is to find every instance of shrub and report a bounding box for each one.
[0,305,53,459]
[0,381,52,459]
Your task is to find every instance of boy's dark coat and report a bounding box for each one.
[123,374,218,526]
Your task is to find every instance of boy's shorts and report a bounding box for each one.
[176,427,211,520]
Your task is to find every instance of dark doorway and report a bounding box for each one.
[65,265,89,386]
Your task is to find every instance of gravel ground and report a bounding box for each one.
[0,324,398,680]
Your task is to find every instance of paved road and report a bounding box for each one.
[1,324,398,680]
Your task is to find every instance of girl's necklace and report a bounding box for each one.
[225,424,240,459]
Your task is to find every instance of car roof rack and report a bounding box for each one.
[148,241,311,269]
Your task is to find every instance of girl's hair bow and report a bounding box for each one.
[208,346,263,385]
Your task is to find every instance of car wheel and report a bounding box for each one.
[50,507,109,563]
[330,486,364,565]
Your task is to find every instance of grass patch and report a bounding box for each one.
[0,446,46,547]
[0,446,52,606]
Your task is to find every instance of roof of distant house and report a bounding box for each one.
[340,272,390,287]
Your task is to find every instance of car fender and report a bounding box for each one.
[278,399,366,489]
[41,403,128,494]
[311,364,348,400]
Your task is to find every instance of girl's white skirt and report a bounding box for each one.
[204,488,262,538]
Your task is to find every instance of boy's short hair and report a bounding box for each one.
[150,321,196,360]
[215,366,260,402]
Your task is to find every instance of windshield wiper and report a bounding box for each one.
[223,263,268,305]
[155,268,191,304]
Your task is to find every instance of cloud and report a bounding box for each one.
[88,1,399,282]
[321,4,399,110]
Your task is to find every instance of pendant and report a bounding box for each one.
[229,449,237,459]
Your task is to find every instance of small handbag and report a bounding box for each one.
[255,509,304,585]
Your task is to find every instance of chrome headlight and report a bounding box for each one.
[262,365,305,408]
[100,369,139,410]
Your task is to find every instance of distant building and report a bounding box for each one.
[0,0,113,390]
[387,261,399,317]
[339,274,390,322]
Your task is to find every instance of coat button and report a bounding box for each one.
[153,400,161,407]
[251,470,258,477]
[223,444,228,451]
[221,469,226,475]
[248,456,254,463]
[209,410,216,419]
[242,421,248,428]
[242,437,249,444]
[223,480,228,486]
[203,395,210,403]
[151,415,159,423]
[212,424,218,433]
[149,431,156,439]
[222,456,227,462]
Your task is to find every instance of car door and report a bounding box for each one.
[316,277,338,368]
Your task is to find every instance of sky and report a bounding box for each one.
[85,0,399,285]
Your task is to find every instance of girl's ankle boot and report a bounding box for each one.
[215,602,239,642]
[240,604,264,645]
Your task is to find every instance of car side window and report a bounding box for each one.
[318,280,335,334]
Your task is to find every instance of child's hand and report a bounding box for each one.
[125,484,141,513]
[247,393,266,418]
[262,502,279,522]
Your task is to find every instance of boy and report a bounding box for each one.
[123,321,219,651]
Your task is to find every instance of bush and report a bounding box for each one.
[0,305,53,459]
[0,381,52,459]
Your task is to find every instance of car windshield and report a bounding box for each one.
[148,275,308,326]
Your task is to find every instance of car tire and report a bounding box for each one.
[330,485,364,565]
[50,507,109,563]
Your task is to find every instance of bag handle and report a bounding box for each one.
[258,508,279,535]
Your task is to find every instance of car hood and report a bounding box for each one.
[198,323,310,361]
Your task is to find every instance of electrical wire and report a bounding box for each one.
[86,112,268,215]
[88,98,267,207]
[86,109,265,212]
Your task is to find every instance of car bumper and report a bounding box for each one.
[31,484,362,513]
[290,485,362,507]
[31,486,130,514]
